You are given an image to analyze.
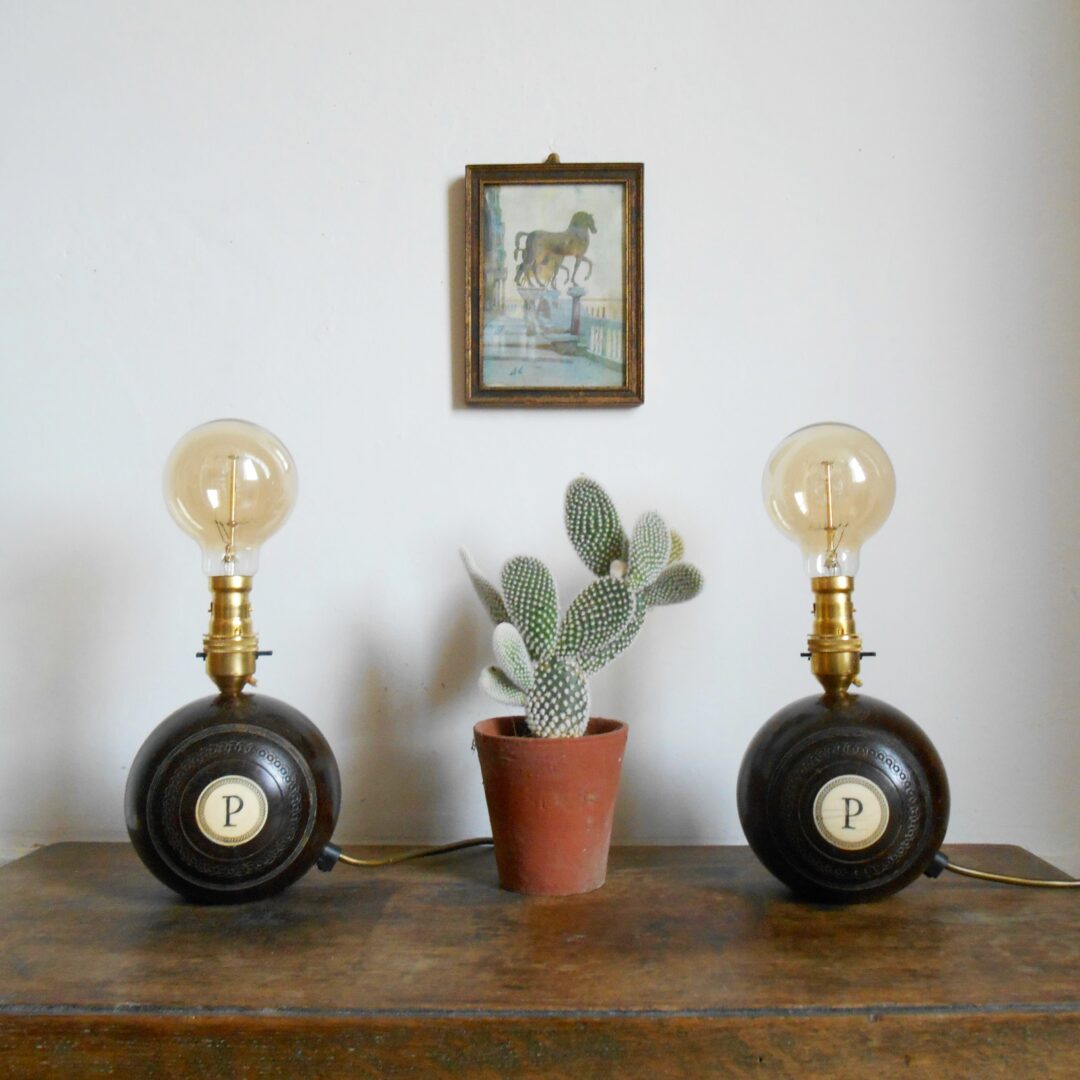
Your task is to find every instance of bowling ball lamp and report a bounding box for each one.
[125,420,491,903]
[124,419,344,902]
[738,423,1078,902]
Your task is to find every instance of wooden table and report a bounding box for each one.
[0,843,1076,1078]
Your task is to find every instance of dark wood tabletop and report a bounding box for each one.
[0,843,1076,1077]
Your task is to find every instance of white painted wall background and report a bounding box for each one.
[2,1,1077,874]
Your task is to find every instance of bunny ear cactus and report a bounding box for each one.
[461,477,703,738]
[466,562,634,737]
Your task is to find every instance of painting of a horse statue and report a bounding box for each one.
[514,211,596,289]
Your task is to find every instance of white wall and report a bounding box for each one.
[2,1,1077,873]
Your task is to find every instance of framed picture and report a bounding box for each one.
[465,157,643,407]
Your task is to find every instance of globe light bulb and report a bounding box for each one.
[163,419,298,695]
[763,422,895,579]
[163,418,297,577]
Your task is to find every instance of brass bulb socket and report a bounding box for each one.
[203,575,259,695]
[807,575,863,695]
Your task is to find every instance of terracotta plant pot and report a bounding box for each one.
[473,716,628,896]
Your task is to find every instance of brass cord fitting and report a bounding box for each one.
[204,575,259,695]
[808,575,863,694]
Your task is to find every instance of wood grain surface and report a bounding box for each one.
[0,843,1076,1077]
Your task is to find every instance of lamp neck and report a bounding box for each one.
[807,575,862,695]
[204,575,258,695]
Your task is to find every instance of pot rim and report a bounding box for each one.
[473,716,626,742]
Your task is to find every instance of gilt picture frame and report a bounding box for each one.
[465,158,643,407]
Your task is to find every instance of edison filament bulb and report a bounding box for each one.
[163,418,297,578]
[763,422,895,580]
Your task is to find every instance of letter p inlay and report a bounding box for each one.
[195,776,268,846]
[813,775,889,851]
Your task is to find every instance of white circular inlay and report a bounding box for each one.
[195,775,268,846]
[813,774,889,850]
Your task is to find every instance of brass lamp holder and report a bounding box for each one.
[805,575,871,695]
[197,575,269,695]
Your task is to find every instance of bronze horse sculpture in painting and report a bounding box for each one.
[514,211,596,288]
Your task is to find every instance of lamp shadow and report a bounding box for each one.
[613,751,711,846]
[335,606,483,854]
[336,653,441,844]
[603,676,713,846]
[428,608,480,710]
[0,523,117,850]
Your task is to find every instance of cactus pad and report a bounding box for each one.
[479,666,528,706]
[501,556,559,660]
[565,477,628,576]
[492,623,535,691]
[627,511,672,589]
[642,562,705,607]
[554,577,634,659]
[525,657,590,737]
[668,530,685,564]
[579,591,647,673]
[460,548,510,625]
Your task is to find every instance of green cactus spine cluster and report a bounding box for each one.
[462,476,704,738]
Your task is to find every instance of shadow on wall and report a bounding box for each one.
[0,525,118,847]
[448,176,466,409]
[335,604,481,843]
[429,608,481,712]
[603,677,716,846]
